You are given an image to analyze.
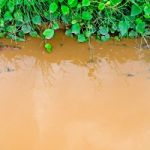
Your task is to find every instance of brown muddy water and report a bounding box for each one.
[0,31,150,150]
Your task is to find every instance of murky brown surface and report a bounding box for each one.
[0,31,150,150]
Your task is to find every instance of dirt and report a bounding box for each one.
[0,42,21,51]
[0,30,150,150]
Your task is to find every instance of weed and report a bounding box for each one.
[0,0,149,43]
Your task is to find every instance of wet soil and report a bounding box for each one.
[0,42,21,51]
[0,30,150,150]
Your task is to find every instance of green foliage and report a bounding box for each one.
[49,2,58,13]
[131,4,142,16]
[98,3,105,11]
[45,43,53,53]
[61,5,70,15]
[0,0,7,9]
[82,0,90,7]
[0,0,149,43]
[78,34,87,42]
[43,29,55,39]
[82,11,92,20]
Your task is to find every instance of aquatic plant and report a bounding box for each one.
[0,0,149,43]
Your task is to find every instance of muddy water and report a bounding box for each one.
[0,31,150,150]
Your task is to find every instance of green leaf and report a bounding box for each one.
[71,23,81,34]
[101,34,110,41]
[7,34,25,41]
[45,43,53,53]
[43,29,55,39]
[4,11,13,21]
[18,31,25,38]
[144,4,150,16]
[0,33,5,38]
[7,0,15,12]
[110,0,122,6]
[24,15,30,23]
[0,19,4,27]
[77,34,87,42]
[52,22,59,30]
[98,2,105,11]
[0,0,7,9]
[6,26,16,33]
[84,30,92,37]
[59,0,64,3]
[82,0,90,7]
[32,15,42,25]
[22,24,31,34]
[16,0,22,5]
[129,30,138,38]
[114,36,120,41]
[82,11,92,20]
[68,0,78,7]
[118,21,129,36]
[131,4,142,16]
[61,5,70,15]
[14,10,23,22]
[29,31,38,37]
[77,3,82,9]
[98,26,108,35]
[71,20,77,24]
[65,29,73,37]
[135,18,143,24]
[49,2,58,13]
[136,22,145,35]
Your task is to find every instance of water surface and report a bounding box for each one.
[0,31,150,150]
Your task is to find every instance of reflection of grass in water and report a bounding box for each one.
[142,37,150,50]
[35,60,73,87]
[88,38,94,63]
[135,37,150,51]
[35,60,54,87]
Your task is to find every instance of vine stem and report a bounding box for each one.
[143,36,150,50]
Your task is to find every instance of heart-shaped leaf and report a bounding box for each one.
[43,29,55,39]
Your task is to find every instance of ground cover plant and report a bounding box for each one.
[0,0,150,51]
